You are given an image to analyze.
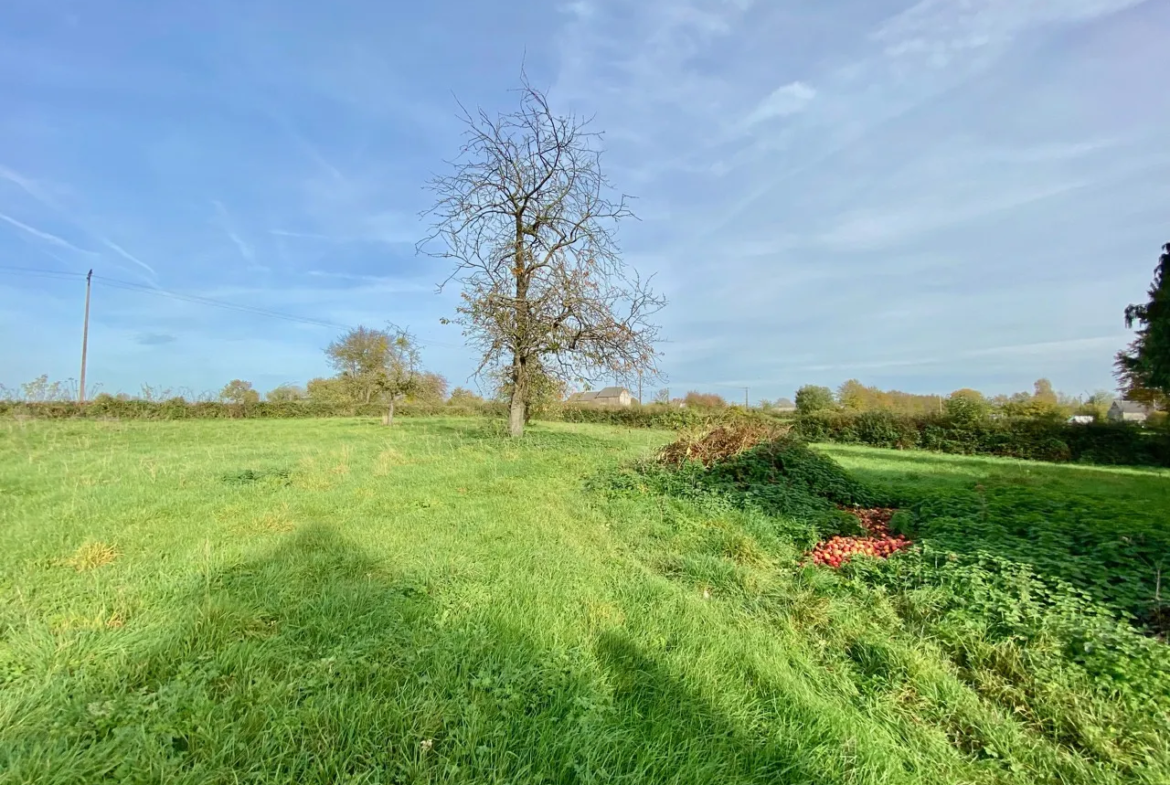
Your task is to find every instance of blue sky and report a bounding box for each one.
[1,0,1167,401]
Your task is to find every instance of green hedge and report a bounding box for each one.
[0,399,787,430]
[10,400,1161,467]
[793,411,1170,467]
[0,399,499,420]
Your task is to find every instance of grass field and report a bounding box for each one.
[1,417,1168,784]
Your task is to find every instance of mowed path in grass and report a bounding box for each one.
[1,418,1167,784]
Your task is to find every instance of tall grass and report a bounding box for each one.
[0,418,1167,784]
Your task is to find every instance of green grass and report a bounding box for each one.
[1,418,1168,784]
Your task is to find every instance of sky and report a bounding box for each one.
[1,0,1167,402]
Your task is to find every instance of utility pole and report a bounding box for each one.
[79,269,92,404]
[744,387,749,408]
[637,369,643,405]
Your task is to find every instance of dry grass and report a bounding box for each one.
[241,503,297,535]
[64,541,118,572]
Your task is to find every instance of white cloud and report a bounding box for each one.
[744,81,816,125]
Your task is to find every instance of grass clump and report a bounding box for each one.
[63,541,119,572]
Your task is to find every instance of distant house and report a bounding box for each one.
[772,398,797,414]
[566,387,633,408]
[1107,400,1154,423]
[1067,415,1094,425]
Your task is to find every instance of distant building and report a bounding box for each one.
[566,387,633,408]
[1067,415,1094,425]
[1107,400,1154,423]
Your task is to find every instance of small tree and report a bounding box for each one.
[1116,242,1170,402]
[408,372,449,405]
[837,379,868,412]
[651,388,670,405]
[1032,378,1058,405]
[423,76,664,437]
[219,379,260,404]
[374,330,422,426]
[945,389,989,424]
[326,326,395,405]
[267,384,307,403]
[795,385,835,414]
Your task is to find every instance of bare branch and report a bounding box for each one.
[418,75,664,436]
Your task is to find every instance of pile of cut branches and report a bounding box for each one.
[657,422,793,467]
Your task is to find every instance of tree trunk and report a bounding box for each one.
[382,398,395,426]
[508,355,527,438]
[508,393,526,437]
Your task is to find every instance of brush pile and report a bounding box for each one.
[657,422,793,468]
[806,508,912,568]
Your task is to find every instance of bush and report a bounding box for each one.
[793,412,1170,467]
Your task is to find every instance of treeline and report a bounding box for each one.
[792,378,1131,422]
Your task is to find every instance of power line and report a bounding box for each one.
[0,265,84,282]
[0,265,462,348]
[94,275,351,330]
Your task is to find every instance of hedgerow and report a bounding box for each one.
[793,411,1170,467]
[0,399,501,420]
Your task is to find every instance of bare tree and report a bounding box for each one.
[421,76,664,437]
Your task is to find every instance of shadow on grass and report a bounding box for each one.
[4,524,829,785]
[591,631,822,783]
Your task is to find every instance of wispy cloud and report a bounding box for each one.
[101,239,157,278]
[744,82,816,125]
[962,336,1126,359]
[875,0,1152,68]
[269,229,339,241]
[815,180,1089,251]
[0,211,93,254]
[212,200,257,265]
[0,164,59,208]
